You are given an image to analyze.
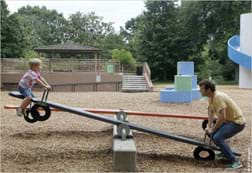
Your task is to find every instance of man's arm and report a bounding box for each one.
[212,108,226,131]
[207,106,215,128]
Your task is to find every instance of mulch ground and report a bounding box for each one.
[1,85,251,172]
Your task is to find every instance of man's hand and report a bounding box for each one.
[205,127,214,135]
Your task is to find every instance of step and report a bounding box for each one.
[122,88,149,91]
[123,76,145,79]
[123,80,146,82]
[123,78,145,80]
[123,76,145,78]
[122,86,149,89]
[122,82,147,85]
[122,85,148,87]
[123,79,145,81]
[123,81,147,83]
[122,74,150,92]
[122,83,148,85]
[123,75,144,77]
[123,86,148,88]
[123,81,146,83]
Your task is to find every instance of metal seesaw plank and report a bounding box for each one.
[8,92,208,120]
[8,91,219,150]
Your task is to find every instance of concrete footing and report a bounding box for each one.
[112,120,136,172]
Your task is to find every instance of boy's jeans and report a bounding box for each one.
[18,86,35,98]
[211,122,245,163]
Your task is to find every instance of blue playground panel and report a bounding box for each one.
[160,88,192,103]
[192,88,202,100]
[177,61,194,75]
[191,75,197,89]
[161,87,201,103]
[160,61,201,103]
[228,35,252,70]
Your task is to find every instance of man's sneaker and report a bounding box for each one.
[215,152,226,160]
[16,108,25,117]
[225,160,243,170]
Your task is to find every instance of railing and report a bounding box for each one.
[1,58,121,73]
[143,62,153,91]
[1,81,122,92]
[50,81,122,92]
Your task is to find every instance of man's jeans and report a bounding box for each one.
[211,122,245,163]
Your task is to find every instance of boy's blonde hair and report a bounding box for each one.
[29,58,42,69]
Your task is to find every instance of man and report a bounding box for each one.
[199,79,246,170]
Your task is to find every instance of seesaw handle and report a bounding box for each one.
[41,88,49,102]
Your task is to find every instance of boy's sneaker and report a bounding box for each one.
[225,160,243,170]
[16,108,25,117]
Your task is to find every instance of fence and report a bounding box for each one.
[1,81,122,92]
[1,58,122,73]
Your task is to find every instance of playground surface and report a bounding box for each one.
[1,85,251,172]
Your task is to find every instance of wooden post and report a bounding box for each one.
[49,58,51,72]
[95,53,97,72]
[71,58,74,72]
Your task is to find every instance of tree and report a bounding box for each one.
[23,50,40,60]
[120,14,145,61]
[1,0,24,58]
[67,12,114,46]
[180,0,251,80]
[139,0,183,80]
[192,44,223,82]
[100,33,126,58]
[12,5,68,53]
[112,49,136,70]
[67,12,126,59]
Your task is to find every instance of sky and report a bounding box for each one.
[6,0,146,32]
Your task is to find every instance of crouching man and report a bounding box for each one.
[199,79,246,170]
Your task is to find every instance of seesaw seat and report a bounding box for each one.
[9,91,25,99]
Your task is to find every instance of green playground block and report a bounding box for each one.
[175,75,192,91]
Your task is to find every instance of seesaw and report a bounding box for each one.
[5,102,211,130]
[5,89,240,160]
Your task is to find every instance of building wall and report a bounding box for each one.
[1,72,122,92]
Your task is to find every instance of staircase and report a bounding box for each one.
[122,75,150,92]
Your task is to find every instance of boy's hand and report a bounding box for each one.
[45,85,51,89]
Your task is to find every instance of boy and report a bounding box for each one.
[17,58,51,116]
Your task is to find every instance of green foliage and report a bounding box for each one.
[23,50,40,60]
[13,5,68,52]
[120,14,145,61]
[100,33,126,58]
[1,0,252,83]
[179,0,251,81]
[1,3,124,59]
[67,12,124,59]
[1,0,24,58]
[67,12,114,45]
[120,0,251,81]
[194,44,224,82]
[112,49,136,69]
[139,1,183,80]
